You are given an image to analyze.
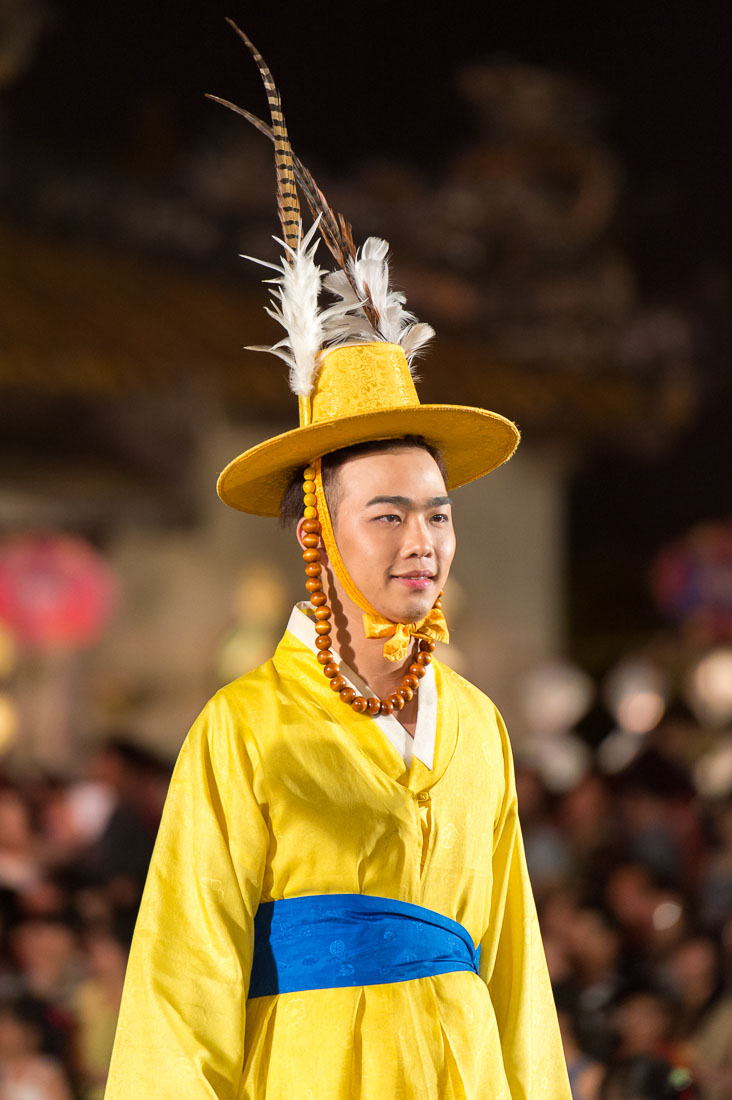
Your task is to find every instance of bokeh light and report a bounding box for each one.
[521,661,595,739]
[684,647,732,728]
[603,657,669,735]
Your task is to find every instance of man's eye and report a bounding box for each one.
[376,514,401,523]
[431,513,450,523]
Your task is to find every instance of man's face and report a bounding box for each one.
[330,448,455,624]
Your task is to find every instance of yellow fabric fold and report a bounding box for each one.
[314,458,449,662]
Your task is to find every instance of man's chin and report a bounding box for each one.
[387,597,435,626]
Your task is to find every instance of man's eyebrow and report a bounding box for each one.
[365,495,453,509]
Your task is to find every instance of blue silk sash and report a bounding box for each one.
[248,893,481,999]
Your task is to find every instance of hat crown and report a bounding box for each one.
[306,344,419,427]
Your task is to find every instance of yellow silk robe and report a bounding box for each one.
[106,625,571,1100]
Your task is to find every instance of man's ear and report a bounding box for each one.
[295,515,310,551]
[296,516,329,566]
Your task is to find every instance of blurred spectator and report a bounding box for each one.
[616,748,699,890]
[621,787,684,886]
[661,936,732,1100]
[0,789,41,893]
[699,797,732,932]
[8,918,81,1008]
[559,774,617,878]
[566,906,626,1060]
[79,739,159,897]
[610,988,680,1062]
[661,935,724,1037]
[602,863,686,960]
[600,1054,695,1100]
[687,995,732,1100]
[516,764,574,896]
[0,995,72,1100]
[71,925,128,1100]
[556,988,605,1100]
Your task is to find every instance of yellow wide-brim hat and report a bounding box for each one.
[218,342,520,516]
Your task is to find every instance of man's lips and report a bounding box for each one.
[391,572,435,590]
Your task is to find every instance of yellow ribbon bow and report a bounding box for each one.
[361,607,449,663]
[314,458,450,662]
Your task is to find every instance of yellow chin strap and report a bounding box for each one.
[313,457,450,663]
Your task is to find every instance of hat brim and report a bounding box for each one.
[217,404,520,516]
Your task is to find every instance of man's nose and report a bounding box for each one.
[401,515,434,557]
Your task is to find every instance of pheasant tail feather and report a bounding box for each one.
[214,25,372,318]
[210,25,433,362]
[205,93,355,274]
[226,19,301,254]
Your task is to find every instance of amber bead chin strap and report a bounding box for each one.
[300,464,437,717]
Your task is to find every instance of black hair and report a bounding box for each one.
[279,436,448,528]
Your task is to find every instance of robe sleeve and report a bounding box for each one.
[479,708,571,1100]
[105,688,269,1100]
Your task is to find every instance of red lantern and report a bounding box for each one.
[0,534,119,650]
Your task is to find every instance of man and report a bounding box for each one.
[105,28,571,1100]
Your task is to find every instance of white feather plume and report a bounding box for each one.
[246,226,435,392]
[322,237,435,369]
[243,219,352,396]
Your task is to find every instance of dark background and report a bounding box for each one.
[5,0,731,663]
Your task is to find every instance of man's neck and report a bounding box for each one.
[321,562,420,734]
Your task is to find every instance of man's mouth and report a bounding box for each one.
[391,572,435,590]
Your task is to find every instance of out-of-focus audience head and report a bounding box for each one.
[0,995,46,1058]
[605,862,656,932]
[611,987,676,1058]
[662,935,722,1018]
[8,914,81,1019]
[600,1054,695,1100]
[568,905,623,983]
[0,993,73,1099]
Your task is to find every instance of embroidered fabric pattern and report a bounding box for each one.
[311,344,420,422]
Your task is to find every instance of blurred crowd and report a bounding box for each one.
[0,718,730,1100]
[521,718,732,1100]
[0,740,169,1100]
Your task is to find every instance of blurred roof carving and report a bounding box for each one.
[1,57,697,455]
[1,220,693,451]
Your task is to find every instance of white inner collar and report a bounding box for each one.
[286,604,436,770]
